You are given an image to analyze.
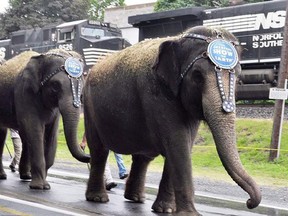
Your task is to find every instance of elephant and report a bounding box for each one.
[0,49,90,190]
[83,26,261,215]
[0,51,39,180]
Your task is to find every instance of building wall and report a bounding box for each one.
[104,3,155,45]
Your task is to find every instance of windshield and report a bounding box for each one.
[81,27,105,37]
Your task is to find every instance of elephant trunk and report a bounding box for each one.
[204,108,261,209]
[59,100,90,163]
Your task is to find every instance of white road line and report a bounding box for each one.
[195,191,288,212]
[0,195,88,216]
[49,169,89,179]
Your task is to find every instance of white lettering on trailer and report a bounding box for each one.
[252,32,283,48]
[204,10,286,33]
[259,40,282,48]
[252,35,259,41]
[259,33,283,41]
[255,11,286,30]
[59,43,73,51]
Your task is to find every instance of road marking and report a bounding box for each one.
[196,191,288,212]
[0,195,88,216]
[0,205,31,216]
[49,169,88,179]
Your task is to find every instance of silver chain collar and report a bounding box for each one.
[215,67,235,113]
[69,76,82,108]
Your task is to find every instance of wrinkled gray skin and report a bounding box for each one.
[83,26,261,215]
[0,50,90,190]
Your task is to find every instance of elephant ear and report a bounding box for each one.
[20,55,44,94]
[153,40,181,97]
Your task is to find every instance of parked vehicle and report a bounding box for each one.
[0,19,130,70]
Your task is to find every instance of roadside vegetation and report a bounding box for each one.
[4,117,288,187]
[193,119,288,187]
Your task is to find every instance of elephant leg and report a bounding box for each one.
[124,154,152,203]
[0,128,7,179]
[18,137,31,181]
[85,129,109,203]
[159,121,199,214]
[18,133,32,180]
[166,145,199,215]
[152,158,176,213]
[44,116,59,170]
[41,117,59,190]
[19,119,47,190]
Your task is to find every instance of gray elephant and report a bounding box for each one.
[0,49,90,190]
[83,26,262,215]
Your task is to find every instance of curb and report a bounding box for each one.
[2,160,159,195]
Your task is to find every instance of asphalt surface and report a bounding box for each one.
[50,158,288,211]
[1,155,288,215]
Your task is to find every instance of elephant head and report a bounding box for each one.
[154,26,261,209]
[14,49,89,189]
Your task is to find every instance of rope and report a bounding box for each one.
[193,145,288,153]
[56,140,288,153]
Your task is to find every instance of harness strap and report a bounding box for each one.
[46,51,73,59]
[40,66,65,86]
[182,33,210,42]
[177,33,211,87]
[177,54,206,86]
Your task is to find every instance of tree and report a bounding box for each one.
[154,0,266,11]
[0,0,125,39]
[88,0,125,21]
[0,0,90,39]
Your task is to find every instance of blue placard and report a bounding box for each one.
[64,57,83,78]
[207,39,238,69]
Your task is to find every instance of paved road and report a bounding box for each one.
[1,159,288,216]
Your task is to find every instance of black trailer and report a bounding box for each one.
[0,19,130,70]
[56,19,130,68]
[128,0,287,100]
[9,25,57,58]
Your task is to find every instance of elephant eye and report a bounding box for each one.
[192,70,203,85]
[49,81,61,92]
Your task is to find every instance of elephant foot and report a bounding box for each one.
[29,180,50,190]
[152,198,176,213]
[0,172,7,180]
[86,191,109,203]
[124,191,146,203]
[20,173,32,180]
[43,181,51,190]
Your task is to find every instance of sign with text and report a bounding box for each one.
[207,39,239,69]
[269,87,288,100]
